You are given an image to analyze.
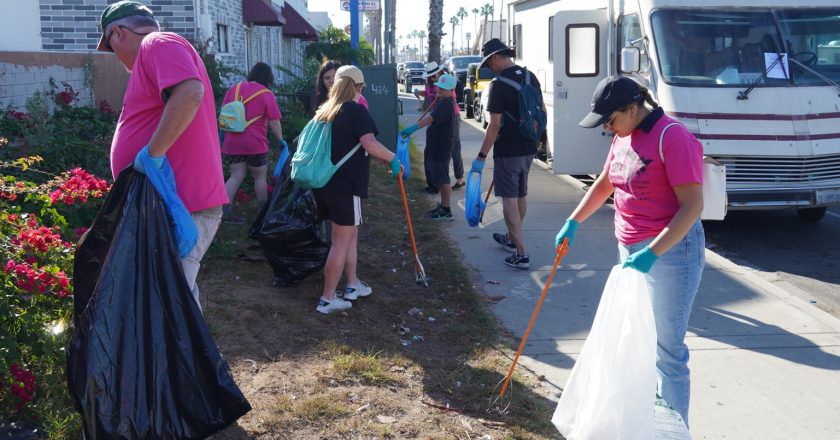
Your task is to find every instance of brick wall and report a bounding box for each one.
[0,51,129,110]
[38,0,197,52]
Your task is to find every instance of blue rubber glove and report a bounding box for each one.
[135,146,198,258]
[470,159,484,173]
[274,140,290,177]
[622,246,659,273]
[133,146,165,174]
[555,219,579,249]
[400,123,420,139]
[389,156,403,179]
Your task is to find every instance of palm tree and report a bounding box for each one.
[418,29,427,60]
[449,16,459,56]
[480,4,494,42]
[471,7,479,53]
[457,7,468,52]
[427,0,443,62]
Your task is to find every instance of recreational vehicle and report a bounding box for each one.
[509,0,840,221]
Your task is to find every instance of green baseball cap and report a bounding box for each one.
[97,1,155,52]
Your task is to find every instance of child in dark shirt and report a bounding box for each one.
[400,73,459,221]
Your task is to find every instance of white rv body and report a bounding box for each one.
[510,0,840,215]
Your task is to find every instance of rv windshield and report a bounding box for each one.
[651,9,840,87]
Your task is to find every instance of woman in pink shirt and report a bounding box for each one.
[554,76,705,425]
[220,62,283,222]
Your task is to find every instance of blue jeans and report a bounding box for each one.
[618,220,705,424]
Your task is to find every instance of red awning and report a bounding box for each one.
[242,0,285,26]
[281,3,319,41]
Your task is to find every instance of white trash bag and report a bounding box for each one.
[552,266,661,440]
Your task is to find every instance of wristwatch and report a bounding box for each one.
[478,152,487,159]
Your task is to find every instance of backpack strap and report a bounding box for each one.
[334,143,362,169]
[658,122,683,163]
[236,83,273,127]
[233,82,243,101]
[242,87,271,104]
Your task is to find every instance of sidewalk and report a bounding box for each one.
[399,93,840,439]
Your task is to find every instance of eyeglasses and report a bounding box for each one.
[103,25,152,51]
[604,105,632,127]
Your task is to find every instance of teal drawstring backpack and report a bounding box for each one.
[290,119,361,189]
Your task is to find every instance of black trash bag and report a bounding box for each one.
[68,169,251,440]
[248,171,330,287]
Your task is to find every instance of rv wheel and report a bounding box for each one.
[797,207,826,222]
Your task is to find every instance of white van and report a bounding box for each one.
[509,0,840,221]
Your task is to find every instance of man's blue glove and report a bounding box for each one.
[470,159,484,173]
[389,156,403,179]
[400,123,420,139]
[135,146,198,258]
[555,219,579,249]
[622,245,659,274]
[133,146,165,174]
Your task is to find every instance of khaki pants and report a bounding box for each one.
[180,206,222,311]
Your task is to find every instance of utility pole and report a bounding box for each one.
[350,0,359,64]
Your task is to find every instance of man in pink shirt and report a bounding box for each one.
[97,1,228,308]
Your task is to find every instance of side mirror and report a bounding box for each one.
[620,47,641,73]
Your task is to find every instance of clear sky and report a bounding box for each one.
[307,0,507,51]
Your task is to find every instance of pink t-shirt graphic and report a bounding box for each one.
[110,32,228,213]
[220,81,282,155]
[604,113,703,245]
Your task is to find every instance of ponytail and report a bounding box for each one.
[637,85,660,109]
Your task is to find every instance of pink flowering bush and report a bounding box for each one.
[0,156,108,425]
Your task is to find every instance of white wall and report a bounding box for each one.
[0,0,41,51]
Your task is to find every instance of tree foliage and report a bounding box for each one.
[305,26,376,66]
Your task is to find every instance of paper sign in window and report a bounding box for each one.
[764,53,789,79]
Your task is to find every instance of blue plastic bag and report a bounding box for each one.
[465,168,485,227]
[136,147,198,258]
[274,140,290,177]
[396,135,411,180]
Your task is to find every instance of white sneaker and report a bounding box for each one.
[316,296,353,314]
[342,281,373,301]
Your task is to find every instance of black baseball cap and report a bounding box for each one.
[578,76,643,128]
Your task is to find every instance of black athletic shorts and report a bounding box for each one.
[224,152,269,167]
[314,186,362,226]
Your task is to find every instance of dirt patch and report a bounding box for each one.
[201,162,561,439]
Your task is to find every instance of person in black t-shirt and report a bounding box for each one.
[474,38,544,270]
[312,65,403,315]
[400,73,459,221]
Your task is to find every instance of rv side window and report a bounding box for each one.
[566,24,600,77]
[618,15,650,74]
[549,17,554,62]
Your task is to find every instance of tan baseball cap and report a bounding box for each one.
[335,65,365,85]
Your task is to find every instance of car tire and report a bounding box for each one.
[797,206,826,222]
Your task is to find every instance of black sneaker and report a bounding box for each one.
[492,232,516,252]
[424,185,439,194]
[426,203,442,216]
[452,179,465,190]
[504,253,530,270]
[428,209,454,221]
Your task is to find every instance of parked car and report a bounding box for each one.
[442,55,481,108]
[464,62,496,119]
[399,61,425,86]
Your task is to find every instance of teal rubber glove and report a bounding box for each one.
[622,246,659,273]
[400,123,420,139]
[470,159,484,173]
[555,219,579,249]
[133,146,165,175]
[389,156,403,179]
[412,88,420,97]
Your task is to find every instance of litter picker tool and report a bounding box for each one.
[479,180,495,223]
[397,170,428,287]
[490,239,569,410]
